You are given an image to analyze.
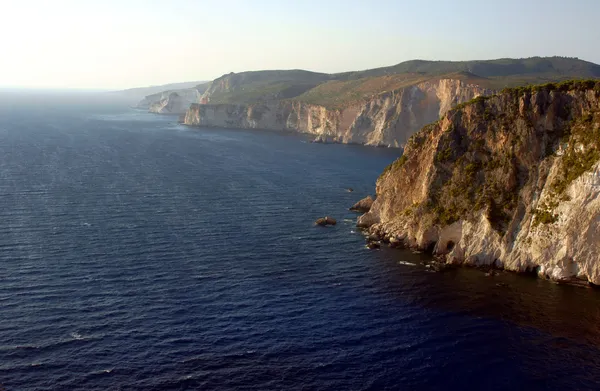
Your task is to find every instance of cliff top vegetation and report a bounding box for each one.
[380,79,600,233]
[199,57,600,108]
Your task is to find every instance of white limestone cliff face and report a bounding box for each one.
[184,79,492,147]
[137,88,202,114]
[358,84,600,284]
[148,92,198,114]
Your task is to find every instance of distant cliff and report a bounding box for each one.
[136,83,209,114]
[358,80,600,284]
[183,57,600,147]
[148,91,197,114]
[184,79,492,147]
[111,80,206,105]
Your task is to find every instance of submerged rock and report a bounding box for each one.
[429,262,452,273]
[315,216,337,226]
[312,135,339,144]
[364,230,383,249]
[366,242,380,249]
[388,236,403,248]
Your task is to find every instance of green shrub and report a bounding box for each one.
[465,162,481,178]
[532,209,558,227]
[380,154,408,177]
[551,112,600,194]
[411,79,600,235]
[436,147,453,162]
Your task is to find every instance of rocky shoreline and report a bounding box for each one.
[354,80,600,287]
[358,222,595,287]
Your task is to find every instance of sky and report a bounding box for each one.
[1,0,599,90]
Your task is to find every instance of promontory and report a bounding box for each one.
[358,80,600,285]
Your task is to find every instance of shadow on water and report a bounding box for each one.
[372,247,600,347]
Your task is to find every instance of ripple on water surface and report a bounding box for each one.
[0,102,599,390]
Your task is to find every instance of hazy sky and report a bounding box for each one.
[2,0,599,89]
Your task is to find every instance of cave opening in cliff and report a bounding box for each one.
[425,242,437,254]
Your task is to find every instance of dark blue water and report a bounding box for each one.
[1,94,600,391]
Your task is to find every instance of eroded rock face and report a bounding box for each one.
[148,92,193,114]
[138,88,202,114]
[359,81,600,284]
[183,79,492,147]
[350,196,375,213]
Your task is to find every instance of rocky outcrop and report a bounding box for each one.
[183,79,492,147]
[366,242,381,249]
[350,196,374,212]
[137,85,206,114]
[147,92,196,114]
[358,80,600,284]
[315,216,337,226]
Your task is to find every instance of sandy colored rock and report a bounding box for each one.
[138,87,205,114]
[350,196,375,213]
[360,81,600,284]
[183,79,492,147]
[315,216,337,226]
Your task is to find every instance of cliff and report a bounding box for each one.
[358,80,600,284]
[111,80,207,105]
[182,57,599,147]
[147,91,196,114]
[136,83,209,114]
[184,79,492,147]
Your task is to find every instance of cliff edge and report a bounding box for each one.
[183,57,600,147]
[184,78,491,147]
[358,80,600,284]
[136,82,210,114]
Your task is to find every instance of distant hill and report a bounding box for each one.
[118,57,600,112]
[109,81,209,103]
[337,56,600,82]
[199,70,331,105]
[199,57,600,108]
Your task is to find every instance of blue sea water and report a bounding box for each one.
[1,93,600,391]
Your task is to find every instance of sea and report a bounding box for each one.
[0,92,600,390]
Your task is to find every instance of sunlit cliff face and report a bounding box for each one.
[359,82,600,284]
[184,79,491,147]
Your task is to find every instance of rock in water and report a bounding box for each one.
[346,188,354,192]
[366,242,380,249]
[349,195,374,213]
[315,216,337,226]
[389,236,402,248]
[367,233,381,242]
